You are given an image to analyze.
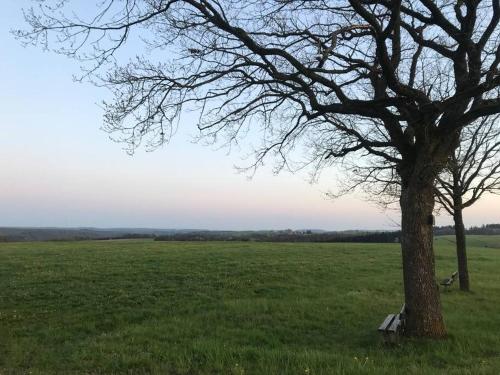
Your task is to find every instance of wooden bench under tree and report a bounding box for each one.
[440,271,458,290]
[378,304,406,343]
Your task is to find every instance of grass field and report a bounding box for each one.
[1,237,499,374]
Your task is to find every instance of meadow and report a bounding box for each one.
[0,237,499,374]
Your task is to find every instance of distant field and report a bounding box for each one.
[435,235,500,249]
[1,238,499,374]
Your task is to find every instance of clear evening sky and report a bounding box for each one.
[1,1,499,230]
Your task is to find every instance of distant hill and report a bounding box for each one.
[0,227,184,242]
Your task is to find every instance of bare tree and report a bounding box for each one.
[436,116,500,292]
[16,0,500,338]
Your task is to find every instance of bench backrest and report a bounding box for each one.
[399,304,406,320]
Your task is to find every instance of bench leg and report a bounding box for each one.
[381,332,400,345]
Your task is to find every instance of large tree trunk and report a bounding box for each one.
[453,204,470,291]
[400,166,447,338]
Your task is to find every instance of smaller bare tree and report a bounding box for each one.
[435,116,500,292]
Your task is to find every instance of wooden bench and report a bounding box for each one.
[378,304,406,343]
[440,271,458,290]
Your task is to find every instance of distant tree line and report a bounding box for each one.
[434,224,500,236]
[154,230,402,243]
[155,225,500,243]
[2,225,499,243]
[467,224,500,235]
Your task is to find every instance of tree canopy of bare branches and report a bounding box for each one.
[436,117,500,216]
[16,0,500,338]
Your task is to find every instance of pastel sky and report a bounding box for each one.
[1,1,499,230]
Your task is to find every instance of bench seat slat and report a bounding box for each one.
[378,314,396,332]
[441,279,453,286]
[387,315,401,333]
[440,271,458,287]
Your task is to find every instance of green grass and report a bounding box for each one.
[0,238,499,374]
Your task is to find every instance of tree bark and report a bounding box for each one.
[400,164,447,338]
[453,205,470,291]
